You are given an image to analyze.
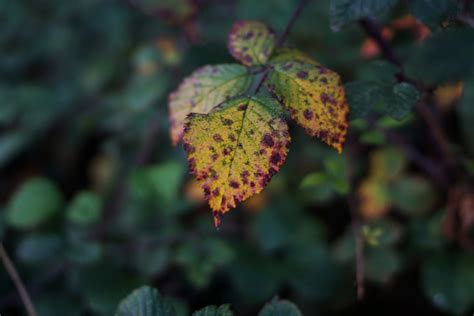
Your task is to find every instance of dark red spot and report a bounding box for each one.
[229,180,240,189]
[244,31,254,39]
[203,185,211,198]
[262,134,274,147]
[212,188,220,196]
[250,181,256,188]
[211,153,219,161]
[303,109,314,120]
[270,153,281,165]
[223,147,231,156]
[229,134,236,142]
[223,119,233,126]
[238,104,248,111]
[269,167,277,176]
[183,143,195,153]
[297,70,308,79]
[241,171,250,184]
[213,134,223,142]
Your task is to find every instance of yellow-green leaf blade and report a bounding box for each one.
[266,50,349,153]
[168,64,253,145]
[227,21,275,66]
[183,96,290,226]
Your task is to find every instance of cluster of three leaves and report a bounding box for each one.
[168,21,349,226]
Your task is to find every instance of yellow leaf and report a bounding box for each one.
[228,20,275,66]
[266,49,349,153]
[183,95,290,226]
[168,64,253,145]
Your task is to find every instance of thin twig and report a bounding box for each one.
[276,0,311,47]
[359,17,459,182]
[91,113,161,240]
[0,243,38,316]
[345,136,365,300]
[252,0,311,95]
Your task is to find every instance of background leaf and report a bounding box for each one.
[258,299,302,316]
[115,286,176,316]
[6,177,63,229]
[330,0,397,31]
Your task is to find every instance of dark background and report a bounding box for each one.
[1,0,474,315]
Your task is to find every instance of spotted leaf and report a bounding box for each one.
[168,64,253,145]
[183,95,290,226]
[265,49,349,153]
[228,21,276,66]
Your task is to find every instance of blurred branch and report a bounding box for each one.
[359,17,459,182]
[345,136,365,301]
[0,243,38,316]
[91,112,161,240]
[458,0,474,27]
[252,0,311,95]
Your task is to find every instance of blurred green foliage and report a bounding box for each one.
[1,0,474,316]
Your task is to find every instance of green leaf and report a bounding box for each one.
[346,80,419,120]
[129,161,185,212]
[192,305,234,316]
[458,75,474,155]
[365,247,401,284]
[258,299,302,316]
[0,131,30,167]
[227,20,275,66]
[388,82,420,120]
[406,28,474,84]
[16,234,63,264]
[175,238,234,288]
[115,286,176,316]
[66,191,102,225]
[135,247,170,277]
[422,253,474,314]
[266,49,349,153]
[330,0,397,31]
[390,176,436,216]
[183,95,290,225]
[408,0,457,29]
[6,177,63,229]
[345,81,384,120]
[168,64,253,145]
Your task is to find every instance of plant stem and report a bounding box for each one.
[252,0,311,95]
[0,243,38,316]
[344,136,365,301]
[359,17,459,182]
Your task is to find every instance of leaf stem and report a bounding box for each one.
[0,243,38,316]
[252,0,311,95]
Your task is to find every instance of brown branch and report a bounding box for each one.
[0,243,38,316]
[252,0,311,95]
[345,136,365,301]
[91,112,161,240]
[359,17,459,182]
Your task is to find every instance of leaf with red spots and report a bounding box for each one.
[265,49,349,153]
[168,64,253,145]
[182,95,290,226]
[228,21,276,66]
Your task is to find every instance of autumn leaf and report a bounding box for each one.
[168,64,253,145]
[265,49,349,153]
[228,20,276,66]
[183,95,290,226]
